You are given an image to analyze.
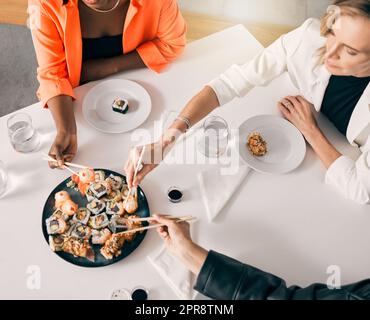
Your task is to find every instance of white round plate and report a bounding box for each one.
[238,115,306,174]
[82,79,152,134]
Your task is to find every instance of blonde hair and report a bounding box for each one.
[318,0,370,63]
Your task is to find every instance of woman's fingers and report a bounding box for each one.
[133,164,154,187]
[49,147,64,169]
[278,102,292,120]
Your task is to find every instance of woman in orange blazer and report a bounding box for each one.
[28,0,186,167]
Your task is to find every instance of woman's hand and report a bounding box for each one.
[48,131,77,169]
[152,214,208,276]
[124,142,161,188]
[278,95,342,169]
[278,95,319,139]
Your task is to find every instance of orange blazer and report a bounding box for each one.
[28,0,187,107]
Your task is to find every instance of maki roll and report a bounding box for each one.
[109,215,128,233]
[121,184,130,199]
[94,170,106,183]
[90,182,108,199]
[106,189,122,202]
[86,188,95,202]
[46,217,68,235]
[70,223,92,240]
[72,208,91,225]
[50,209,69,221]
[91,228,112,245]
[106,201,124,216]
[49,235,65,252]
[89,213,109,229]
[112,98,129,114]
[106,175,123,191]
[87,199,106,215]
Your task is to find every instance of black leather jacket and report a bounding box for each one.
[194,251,370,300]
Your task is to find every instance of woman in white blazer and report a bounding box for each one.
[126,0,370,204]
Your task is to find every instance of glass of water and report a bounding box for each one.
[7,113,40,153]
[197,116,230,158]
[0,161,8,199]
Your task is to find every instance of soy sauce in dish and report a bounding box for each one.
[167,187,183,203]
[131,288,148,300]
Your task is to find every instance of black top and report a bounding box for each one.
[194,250,370,300]
[82,34,123,61]
[321,75,370,135]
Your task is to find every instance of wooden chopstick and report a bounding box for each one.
[117,216,197,235]
[122,146,146,208]
[42,153,90,170]
[127,215,193,223]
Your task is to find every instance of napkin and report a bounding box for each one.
[147,245,196,300]
[197,165,251,222]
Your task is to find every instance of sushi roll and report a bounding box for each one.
[91,228,112,245]
[72,208,91,225]
[46,217,68,235]
[51,209,69,221]
[106,175,123,191]
[87,199,106,215]
[106,201,124,216]
[86,188,95,202]
[109,215,128,233]
[49,235,65,252]
[106,189,122,202]
[70,223,92,240]
[89,213,109,229]
[121,184,130,199]
[94,170,106,183]
[112,98,129,114]
[89,182,108,199]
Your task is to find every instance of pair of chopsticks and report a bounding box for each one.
[42,152,90,176]
[122,146,146,206]
[117,215,197,235]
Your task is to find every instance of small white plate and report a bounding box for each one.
[82,79,152,134]
[238,115,306,174]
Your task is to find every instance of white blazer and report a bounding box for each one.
[208,18,370,204]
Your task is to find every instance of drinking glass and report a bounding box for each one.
[197,116,229,158]
[7,113,40,153]
[0,161,8,199]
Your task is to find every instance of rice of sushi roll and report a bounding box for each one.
[112,98,129,114]
[109,215,128,233]
[72,208,91,225]
[91,228,112,245]
[89,213,109,229]
[70,223,92,240]
[106,201,124,216]
[94,170,106,183]
[87,199,106,215]
[90,182,108,199]
[49,235,65,252]
[46,217,68,235]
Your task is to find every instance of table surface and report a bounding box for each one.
[1,25,369,300]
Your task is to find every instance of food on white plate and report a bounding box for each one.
[112,98,129,114]
[247,132,268,157]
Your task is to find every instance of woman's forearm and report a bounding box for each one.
[305,128,342,169]
[162,86,220,145]
[47,95,77,134]
[80,51,146,83]
[178,242,208,276]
